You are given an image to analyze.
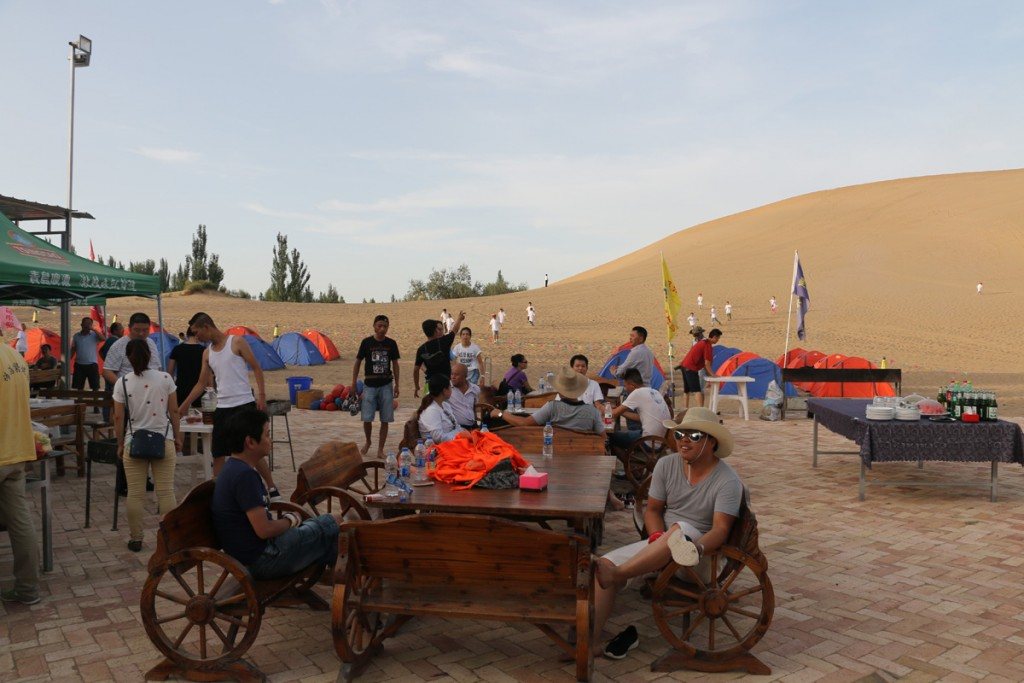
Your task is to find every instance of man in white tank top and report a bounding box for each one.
[180,313,281,498]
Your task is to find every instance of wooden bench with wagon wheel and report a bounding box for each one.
[290,441,385,520]
[633,482,774,674]
[494,425,607,456]
[332,513,595,681]
[140,481,332,682]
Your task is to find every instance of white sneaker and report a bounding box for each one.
[667,533,700,566]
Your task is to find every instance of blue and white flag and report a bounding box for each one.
[792,252,810,340]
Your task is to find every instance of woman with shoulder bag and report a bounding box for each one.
[113,339,183,552]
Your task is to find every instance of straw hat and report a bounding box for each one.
[551,365,589,400]
[662,407,734,458]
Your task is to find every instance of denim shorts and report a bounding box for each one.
[468,368,480,385]
[361,383,395,423]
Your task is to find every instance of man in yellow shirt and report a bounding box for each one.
[0,343,40,604]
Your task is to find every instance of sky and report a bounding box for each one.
[1,1,1023,301]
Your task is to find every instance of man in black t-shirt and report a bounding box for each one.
[352,315,401,456]
[168,329,206,407]
[413,310,465,398]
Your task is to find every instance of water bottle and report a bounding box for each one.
[604,403,613,428]
[413,440,426,482]
[507,390,515,412]
[399,447,413,480]
[384,451,398,497]
[423,438,436,474]
[480,422,489,433]
[543,422,554,458]
[514,389,523,412]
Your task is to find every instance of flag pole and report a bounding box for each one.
[782,250,798,368]
[661,250,676,413]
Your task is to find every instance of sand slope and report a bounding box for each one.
[14,169,1024,413]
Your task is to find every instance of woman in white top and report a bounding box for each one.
[417,376,466,444]
[451,327,483,384]
[113,339,183,553]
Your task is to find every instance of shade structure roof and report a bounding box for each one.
[0,193,93,222]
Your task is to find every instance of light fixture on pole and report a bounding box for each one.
[62,34,92,385]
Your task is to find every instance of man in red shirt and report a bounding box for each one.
[680,328,722,408]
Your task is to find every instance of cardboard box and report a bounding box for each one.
[519,471,548,491]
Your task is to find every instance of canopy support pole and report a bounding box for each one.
[156,294,166,370]
[782,250,798,392]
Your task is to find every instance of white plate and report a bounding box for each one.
[919,412,949,418]
[866,415,894,421]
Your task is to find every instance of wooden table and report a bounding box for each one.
[706,376,754,420]
[364,454,616,549]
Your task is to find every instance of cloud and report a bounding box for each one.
[133,147,200,164]
[428,51,530,81]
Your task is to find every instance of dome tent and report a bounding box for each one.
[9,327,61,364]
[808,356,896,398]
[242,334,286,371]
[273,332,326,366]
[714,351,759,378]
[302,329,340,361]
[711,345,741,372]
[719,357,798,400]
[226,325,261,339]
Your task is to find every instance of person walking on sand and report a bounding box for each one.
[977,282,983,295]
[725,301,732,321]
[497,308,506,326]
[769,296,777,314]
[526,302,536,326]
[353,314,400,457]
[489,314,501,343]
[686,312,697,329]
[696,292,703,309]
[710,306,720,325]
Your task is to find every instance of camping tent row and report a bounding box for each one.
[225,327,341,363]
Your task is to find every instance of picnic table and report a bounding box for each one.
[807,398,1024,501]
[363,454,615,549]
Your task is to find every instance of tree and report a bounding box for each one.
[265,233,289,302]
[171,262,189,291]
[157,258,170,292]
[317,284,343,303]
[128,259,156,275]
[207,254,224,287]
[481,269,528,296]
[187,225,210,282]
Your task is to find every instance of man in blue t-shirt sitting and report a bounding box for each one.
[211,409,343,579]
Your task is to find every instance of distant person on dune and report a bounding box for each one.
[725,301,732,321]
[710,306,720,325]
[497,308,506,326]
[489,314,501,343]
[769,296,777,314]
[977,282,983,295]
[687,312,697,328]
[526,302,536,326]
[697,292,703,309]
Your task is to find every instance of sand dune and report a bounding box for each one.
[15,169,1024,413]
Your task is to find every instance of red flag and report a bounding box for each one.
[89,239,96,261]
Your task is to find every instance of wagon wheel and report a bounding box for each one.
[651,545,773,660]
[345,462,386,497]
[624,436,668,492]
[333,573,383,663]
[303,487,371,521]
[141,548,261,669]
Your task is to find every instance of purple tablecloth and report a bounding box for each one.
[807,398,1024,468]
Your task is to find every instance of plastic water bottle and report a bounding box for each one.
[507,390,515,412]
[604,403,613,429]
[399,447,413,480]
[480,422,489,433]
[413,440,426,482]
[543,422,554,458]
[384,451,399,497]
[514,389,523,412]
[423,438,436,474]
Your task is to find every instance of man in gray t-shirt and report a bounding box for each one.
[495,365,604,435]
[593,407,743,659]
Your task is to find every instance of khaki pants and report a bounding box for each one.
[122,441,177,543]
[0,463,39,599]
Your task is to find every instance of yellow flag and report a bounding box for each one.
[661,254,681,342]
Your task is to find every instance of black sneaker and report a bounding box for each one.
[603,625,639,659]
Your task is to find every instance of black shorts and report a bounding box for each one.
[682,369,702,393]
[212,401,257,457]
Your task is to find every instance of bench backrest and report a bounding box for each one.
[343,513,587,591]
[523,391,557,408]
[293,441,364,501]
[38,388,112,408]
[148,481,219,572]
[31,404,86,456]
[497,425,606,456]
[726,488,766,570]
[29,367,63,386]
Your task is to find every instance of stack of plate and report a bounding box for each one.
[866,405,895,421]
[895,407,921,421]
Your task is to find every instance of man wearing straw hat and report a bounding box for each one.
[593,407,743,659]
[495,366,603,433]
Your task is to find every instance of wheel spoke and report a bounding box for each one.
[719,565,743,593]
[721,613,743,641]
[173,622,195,649]
[727,585,764,602]
[666,583,701,601]
[156,610,188,625]
[209,620,231,648]
[726,604,762,620]
[208,569,230,600]
[661,603,701,620]
[155,590,189,606]
[708,616,715,650]
[196,562,205,594]
[678,566,708,591]
[710,554,719,585]
[215,593,248,608]
[680,612,705,641]
[170,568,196,598]
[199,624,208,659]
[213,610,246,627]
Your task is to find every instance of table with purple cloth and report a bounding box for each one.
[807,398,1024,501]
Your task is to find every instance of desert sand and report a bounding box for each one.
[13,169,1024,413]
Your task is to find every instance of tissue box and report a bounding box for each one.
[519,471,548,491]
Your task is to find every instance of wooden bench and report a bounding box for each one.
[332,513,594,681]
[291,441,384,519]
[29,366,64,393]
[633,484,775,675]
[31,403,86,477]
[37,387,114,439]
[780,368,902,418]
[141,481,330,682]
[495,425,607,456]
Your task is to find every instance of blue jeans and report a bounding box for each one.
[608,430,642,451]
[247,514,339,580]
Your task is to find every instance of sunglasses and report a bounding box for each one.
[674,430,707,443]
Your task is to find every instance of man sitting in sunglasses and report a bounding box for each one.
[592,407,743,660]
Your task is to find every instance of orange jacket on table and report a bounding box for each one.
[432,431,531,489]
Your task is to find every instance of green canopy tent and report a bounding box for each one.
[0,209,167,372]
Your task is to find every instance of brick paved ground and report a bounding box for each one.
[3,407,1024,682]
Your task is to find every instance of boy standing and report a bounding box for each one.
[353,315,400,456]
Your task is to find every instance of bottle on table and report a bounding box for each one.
[604,403,613,428]
[507,390,515,412]
[514,389,523,412]
[399,447,413,479]
[423,438,436,474]
[413,439,426,482]
[384,451,399,497]
[543,421,554,458]
[480,422,490,433]
[988,392,999,421]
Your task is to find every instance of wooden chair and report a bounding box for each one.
[29,367,64,393]
[38,387,114,440]
[141,481,330,682]
[290,442,384,519]
[496,425,606,456]
[643,488,774,675]
[332,513,594,681]
[398,416,421,451]
[31,403,86,477]
[523,391,557,408]
[622,435,670,494]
